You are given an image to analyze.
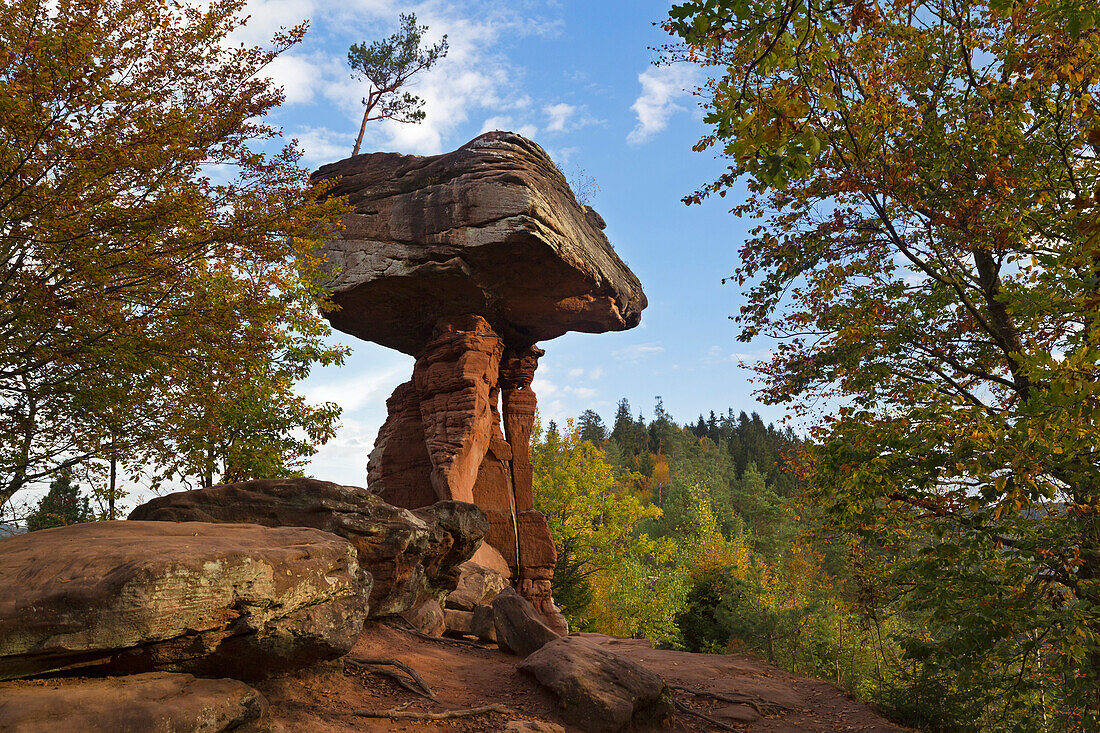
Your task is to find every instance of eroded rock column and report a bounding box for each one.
[370,315,503,507]
[500,347,568,636]
[413,315,503,505]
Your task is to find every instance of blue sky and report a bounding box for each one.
[248,0,783,486]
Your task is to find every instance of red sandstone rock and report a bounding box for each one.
[404,599,446,637]
[365,317,565,629]
[312,132,647,356]
[413,315,503,505]
[0,673,267,733]
[0,521,367,681]
[492,587,562,658]
[518,637,673,733]
[314,132,648,636]
[446,561,508,611]
[129,478,487,618]
[367,381,435,509]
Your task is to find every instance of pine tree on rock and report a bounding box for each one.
[347,13,448,156]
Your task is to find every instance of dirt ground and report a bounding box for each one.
[243,623,916,733]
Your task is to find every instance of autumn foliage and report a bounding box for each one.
[667,0,1100,727]
[0,0,348,505]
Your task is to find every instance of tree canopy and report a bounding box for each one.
[0,0,348,506]
[668,0,1100,725]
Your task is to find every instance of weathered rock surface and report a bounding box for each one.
[444,608,474,637]
[312,131,647,355]
[492,587,561,658]
[471,541,512,578]
[404,599,446,637]
[0,672,267,732]
[518,637,672,733]
[315,131,647,636]
[129,477,487,617]
[446,561,508,611]
[0,521,367,681]
[471,603,497,643]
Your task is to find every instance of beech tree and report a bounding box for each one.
[347,13,448,156]
[668,0,1100,726]
[0,0,347,505]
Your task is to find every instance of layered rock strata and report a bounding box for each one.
[313,131,647,631]
[0,673,267,733]
[0,521,367,681]
[129,478,487,618]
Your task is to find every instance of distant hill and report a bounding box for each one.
[0,522,26,537]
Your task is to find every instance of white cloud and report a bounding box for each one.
[544,102,575,133]
[702,345,763,366]
[264,54,323,105]
[292,126,352,166]
[301,415,376,486]
[301,363,407,413]
[612,343,665,362]
[627,64,700,145]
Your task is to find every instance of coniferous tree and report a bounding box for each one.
[577,409,608,445]
[610,399,635,451]
[347,13,449,155]
[26,470,91,531]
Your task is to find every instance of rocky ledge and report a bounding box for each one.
[129,477,488,617]
[0,520,367,681]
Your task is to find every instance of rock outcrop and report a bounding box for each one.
[518,637,673,733]
[311,131,646,355]
[0,673,267,733]
[404,599,446,637]
[129,478,486,618]
[313,132,647,630]
[0,521,367,681]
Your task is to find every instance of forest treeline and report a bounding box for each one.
[535,399,1084,732]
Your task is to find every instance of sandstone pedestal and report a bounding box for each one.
[313,132,648,632]
[368,316,565,631]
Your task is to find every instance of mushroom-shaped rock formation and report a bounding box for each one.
[312,132,647,633]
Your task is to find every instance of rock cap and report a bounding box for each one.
[312,131,647,355]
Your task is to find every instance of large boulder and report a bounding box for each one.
[446,561,508,611]
[403,599,446,637]
[518,637,673,733]
[492,586,561,658]
[0,672,267,732]
[311,131,647,355]
[129,478,488,617]
[0,521,367,681]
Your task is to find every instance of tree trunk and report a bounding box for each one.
[108,454,116,519]
[352,93,379,156]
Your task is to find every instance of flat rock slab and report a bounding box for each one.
[0,672,266,732]
[0,521,368,681]
[312,131,647,354]
[129,478,487,617]
[518,637,672,733]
